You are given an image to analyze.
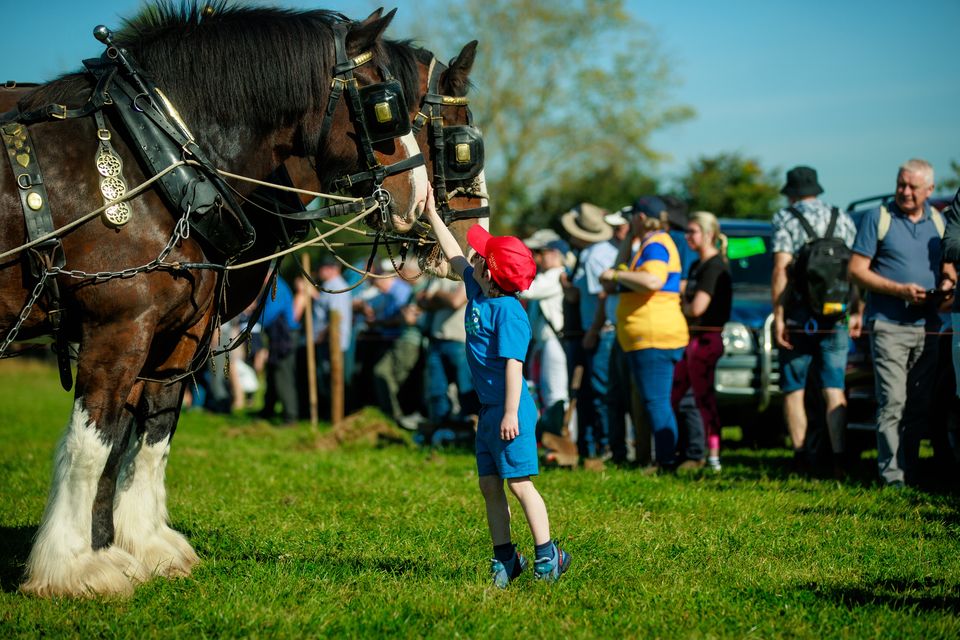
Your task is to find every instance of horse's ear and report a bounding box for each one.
[441,40,478,97]
[346,8,396,56]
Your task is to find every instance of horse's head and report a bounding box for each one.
[305,9,428,235]
[411,41,490,278]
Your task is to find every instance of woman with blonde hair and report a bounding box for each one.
[672,211,732,471]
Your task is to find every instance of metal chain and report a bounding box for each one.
[0,209,193,360]
[0,276,49,358]
[51,208,192,281]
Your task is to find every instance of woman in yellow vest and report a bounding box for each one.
[601,197,688,469]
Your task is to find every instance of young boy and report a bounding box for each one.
[424,187,571,588]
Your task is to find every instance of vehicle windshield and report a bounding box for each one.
[725,234,772,287]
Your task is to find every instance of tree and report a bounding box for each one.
[941,160,960,192]
[514,165,658,237]
[677,153,782,219]
[421,0,693,232]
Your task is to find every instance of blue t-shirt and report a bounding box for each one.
[573,240,619,327]
[260,276,300,331]
[463,267,532,406]
[851,202,942,327]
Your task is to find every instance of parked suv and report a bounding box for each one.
[714,219,783,437]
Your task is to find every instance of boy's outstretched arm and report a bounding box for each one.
[423,185,470,279]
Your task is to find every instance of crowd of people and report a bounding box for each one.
[191,157,960,490]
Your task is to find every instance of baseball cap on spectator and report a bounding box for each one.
[630,196,667,219]
[317,253,340,268]
[523,228,562,251]
[604,206,630,227]
[660,194,689,230]
[542,238,570,254]
[377,257,397,274]
[467,224,537,293]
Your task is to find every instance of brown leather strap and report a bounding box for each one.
[1,122,63,271]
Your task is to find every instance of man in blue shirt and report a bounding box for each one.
[563,202,617,459]
[259,273,301,425]
[849,158,956,487]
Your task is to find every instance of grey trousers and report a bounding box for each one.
[870,319,938,485]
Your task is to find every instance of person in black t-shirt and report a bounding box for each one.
[672,211,732,471]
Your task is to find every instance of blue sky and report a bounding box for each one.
[3,0,958,209]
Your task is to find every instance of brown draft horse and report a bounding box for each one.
[0,5,430,597]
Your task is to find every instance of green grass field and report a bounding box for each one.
[1,360,959,639]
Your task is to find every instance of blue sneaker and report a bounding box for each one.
[490,552,527,589]
[534,542,571,582]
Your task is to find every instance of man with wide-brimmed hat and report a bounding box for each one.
[771,165,858,476]
[562,202,619,459]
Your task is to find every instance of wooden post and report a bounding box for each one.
[329,308,344,427]
[301,253,318,428]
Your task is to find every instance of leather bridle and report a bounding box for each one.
[316,22,424,222]
[412,57,489,225]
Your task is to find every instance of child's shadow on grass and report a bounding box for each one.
[0,525,36,593]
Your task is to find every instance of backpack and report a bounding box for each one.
[787,206,852,318]
[877,204,944,241]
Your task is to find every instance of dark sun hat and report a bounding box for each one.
[781,166,824,198]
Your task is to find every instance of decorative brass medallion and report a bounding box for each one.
[94,123,131,228]
[26,192,43,211]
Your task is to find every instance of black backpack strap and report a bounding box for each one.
[786,206,817,240]
[825,207,840,239]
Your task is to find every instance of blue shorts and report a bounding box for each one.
[475,396,539,478]
[779,321,849,392]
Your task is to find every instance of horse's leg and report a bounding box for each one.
[114,375,199,579]
[21,328,154,598]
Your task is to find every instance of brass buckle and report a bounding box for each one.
[50,104,67,119]
[97,128,111,141]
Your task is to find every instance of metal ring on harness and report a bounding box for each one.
[132,92,151,113]
[371,187,393,215]
[804,317,819,336]
[17,174,32,189]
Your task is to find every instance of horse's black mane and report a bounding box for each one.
[381,39,432,112]
[21,1,351,137]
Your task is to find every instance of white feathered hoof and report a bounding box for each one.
[124,525,200,579]
[20,545,147,599]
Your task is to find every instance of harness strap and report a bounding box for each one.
[1,121,72,390]
[3,65,118,127]
[333,152,424,191]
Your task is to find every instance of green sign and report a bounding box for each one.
[726,236,767,260]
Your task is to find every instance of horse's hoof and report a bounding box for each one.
[21,546,145,598]
[122,525,199,579]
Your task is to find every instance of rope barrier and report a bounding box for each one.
[687,324,958,337]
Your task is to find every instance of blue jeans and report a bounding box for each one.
[425,339,477,422]
[578,329,615,458]
[626,347,684,466]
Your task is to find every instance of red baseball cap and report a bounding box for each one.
[466,224,537,293]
